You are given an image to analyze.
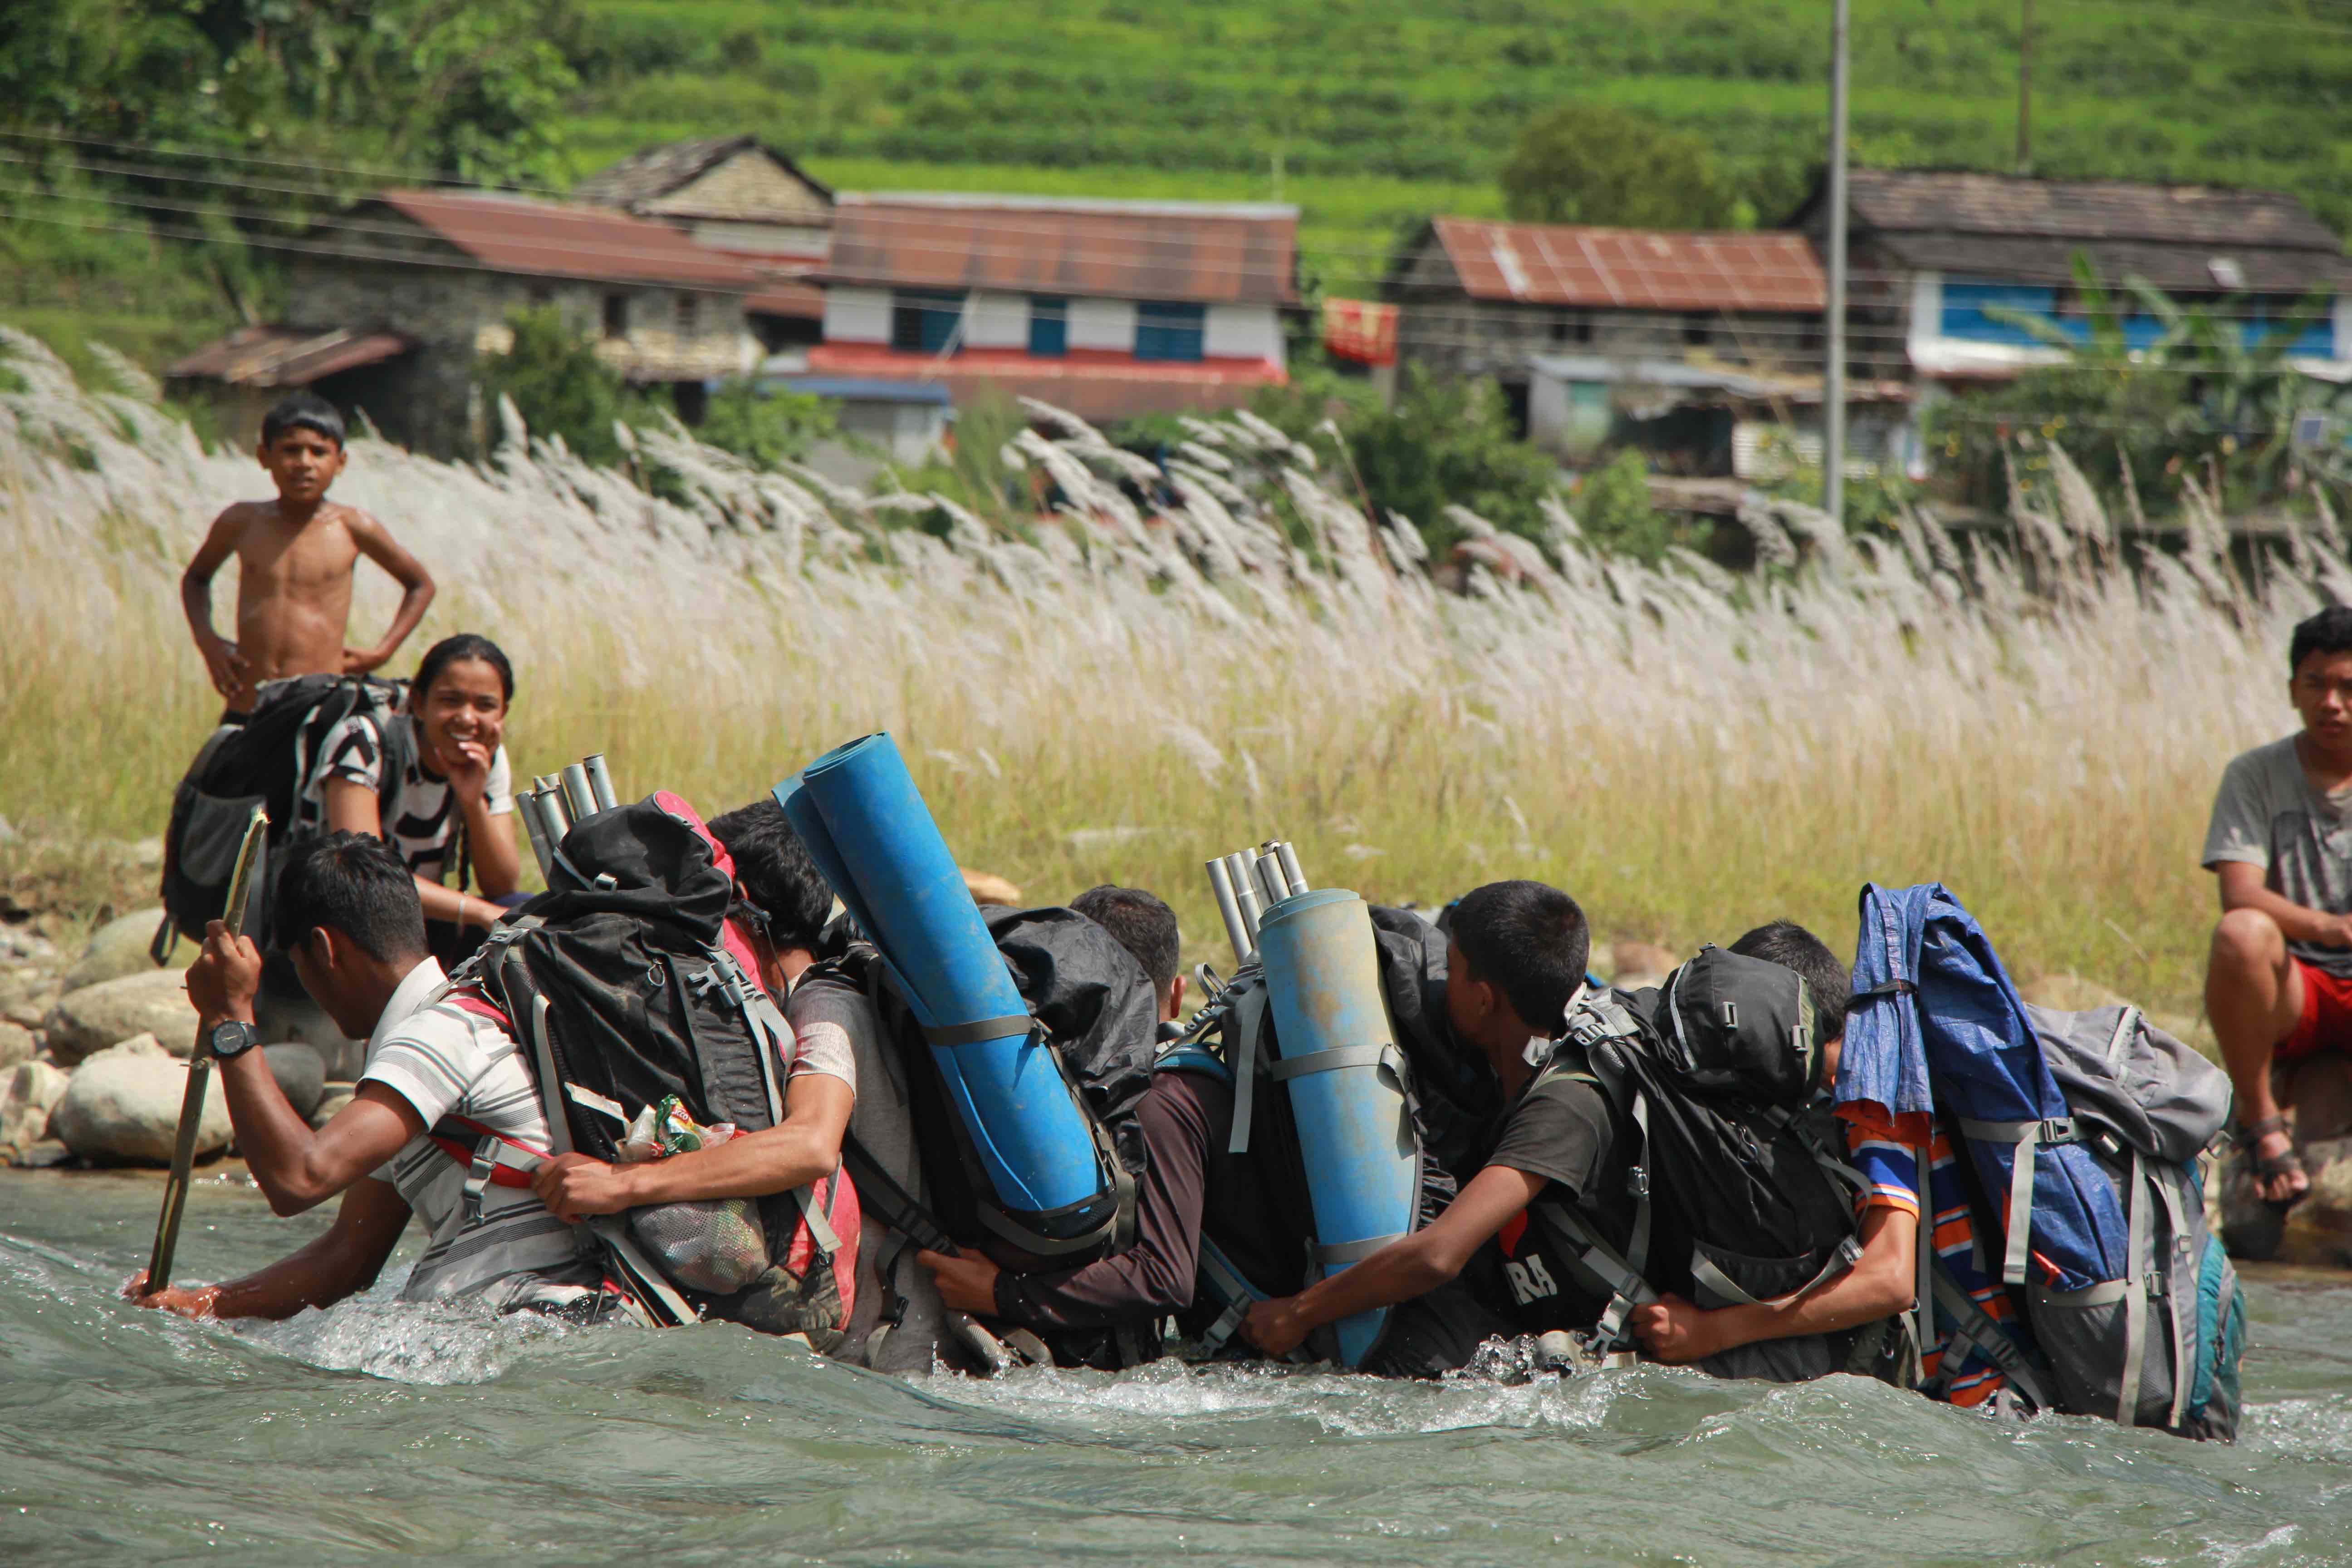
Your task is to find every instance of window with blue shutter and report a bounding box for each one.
[891,289,967,353]
[1134,300,1206,362]
[1029,296,1068,357]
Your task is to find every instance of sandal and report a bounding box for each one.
[2239,1114,2310,1212]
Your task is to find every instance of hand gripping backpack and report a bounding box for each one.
[1530,946,1902,1383]
[447,791,854,1342]
[1846,882,2244,1441]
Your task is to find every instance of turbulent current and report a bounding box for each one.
[4,1172,2350,1566]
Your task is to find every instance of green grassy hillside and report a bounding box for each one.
[566,0,2352,290]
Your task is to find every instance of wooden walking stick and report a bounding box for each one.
[144,804,268,1294]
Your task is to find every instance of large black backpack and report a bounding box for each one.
[158,674,416,949]
[451,793,844,1334]
[1535,946,1906,1382]
[822,905,1160,1268]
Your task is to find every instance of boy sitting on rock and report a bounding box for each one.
[180,393,435,720]
[2206,605,2352,1207]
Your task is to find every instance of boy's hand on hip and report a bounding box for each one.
[200,637,248,697]
[916,1248,1000,1315]
[186,922,261,1022]
[340,645,384,675]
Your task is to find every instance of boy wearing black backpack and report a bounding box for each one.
[1244,881,1638,1358]
[1625,921,1926,1376]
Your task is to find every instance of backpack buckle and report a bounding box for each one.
[1626,1166,1650,1201]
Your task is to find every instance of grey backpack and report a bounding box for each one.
[2003,1004,2244,1441]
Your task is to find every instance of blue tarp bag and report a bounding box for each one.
[1846,882,2242,1441]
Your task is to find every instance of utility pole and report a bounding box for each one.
[1825,0,1850,529]
[2016,0,2034,172]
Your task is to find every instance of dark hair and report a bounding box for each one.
[1450,880,1590,1034]
[2290,606,2352,677]
[1071,885,1180,997]
[272,831,426,964]
[1729,919,1849,1045]
[260,392,346,450]
[412,634,514,706]
[708,798,833,951]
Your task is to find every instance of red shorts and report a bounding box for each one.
[2281,959,2352,1060]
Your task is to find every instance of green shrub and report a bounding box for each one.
[475,308,627,466]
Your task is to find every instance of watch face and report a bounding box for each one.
[211,1022,257,1058]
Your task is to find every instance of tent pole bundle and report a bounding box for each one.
[1204,839,1311,963]
[519,751,619,881]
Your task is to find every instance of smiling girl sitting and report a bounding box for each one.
[308,633,525,964]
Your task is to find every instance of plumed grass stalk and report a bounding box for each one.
[4,327,2342,1017]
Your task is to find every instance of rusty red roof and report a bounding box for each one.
[813,195,1299,307]
[167,325,414,387]
[1427,219,1823,313]
[372,190,760,289]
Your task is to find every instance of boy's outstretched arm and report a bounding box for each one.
[1631,1204,1915,1363]
[181,507,249,699]
[343,513,435,674]
[1242,1161,1545,1357]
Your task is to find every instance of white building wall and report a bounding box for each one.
[1205,304,1284,363]
[823,286,891,344]
[962,292,1030,350]
[1068,297,1137,352]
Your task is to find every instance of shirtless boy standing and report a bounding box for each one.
[180,393,435,718]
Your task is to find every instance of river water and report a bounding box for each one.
[4,1171,2349,1567]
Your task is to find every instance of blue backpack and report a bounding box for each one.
[1844,883,2244,1442]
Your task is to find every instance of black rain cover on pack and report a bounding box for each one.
[847,903,1159,1260]
[472,797,779,1155]
[160,674,410,943]
[1575,947,1871,1382]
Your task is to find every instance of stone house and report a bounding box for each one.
[571,135,835,351]
[167,189,762,456]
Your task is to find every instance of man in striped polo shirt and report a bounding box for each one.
[126,833,614,1321]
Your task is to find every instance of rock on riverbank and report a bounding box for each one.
[50,1037,231,1166]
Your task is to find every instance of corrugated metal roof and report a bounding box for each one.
[166,325,413,386]
[373,190,760,289]
[813,196,1299,307]
[1846,169,2340,251]
[1869,232,2352,294]
[1431,220,1823,312]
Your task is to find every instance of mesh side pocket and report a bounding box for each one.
[628,1198,769,1294]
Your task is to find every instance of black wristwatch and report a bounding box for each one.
[206,1019,261,1060]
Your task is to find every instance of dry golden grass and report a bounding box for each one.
[4,328,2344,1014]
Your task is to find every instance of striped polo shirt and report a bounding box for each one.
[361,958,587,1305]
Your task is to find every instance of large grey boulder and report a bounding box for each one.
[51,1049,230,1166]
[61,908,176,991]
[265,1043,327,1120]
[42,970,194,1065]
[0,1059,69,1161]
